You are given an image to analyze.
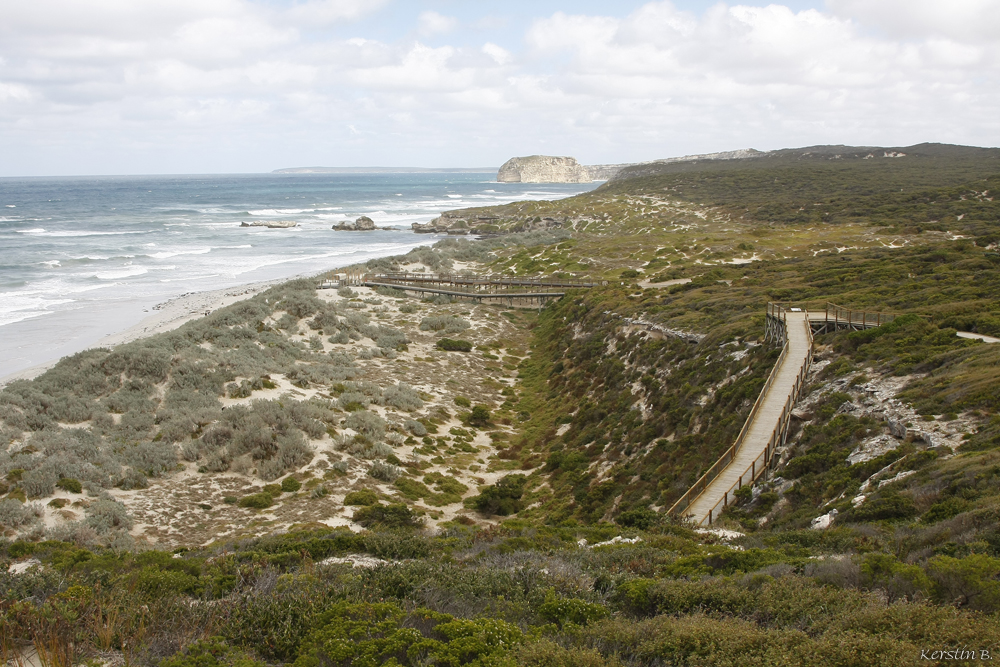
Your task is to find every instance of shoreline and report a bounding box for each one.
[0,277,290,386]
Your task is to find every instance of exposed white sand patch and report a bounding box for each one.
[957,331,1000,344]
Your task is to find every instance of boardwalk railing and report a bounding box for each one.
[319,271,604,305]
[366,273,604,289]
[768,301,895,334]
[669,300,898,526]
[824,302,895,331]
[667,321,793,521]
[693,317,814,526]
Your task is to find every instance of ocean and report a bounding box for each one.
[0,173,596,379]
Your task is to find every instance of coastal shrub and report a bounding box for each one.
[383,383,423,411]
[338,392,368,411]
[404,419,427,436]
[160,637,265,667]
[56,477,82,494]
[437,338,473,352]
[368,461,402,483]
[375,285,408,299]
[471,474,527,516]
[399,303,418,314]
[294,602,521,667]
[117,467,149,490]
[468,405,490,427]
[280,476,302,493]
[279,292,324,320]
[0,498,37,529]
[345,410,386,441]
[337,287,357,298]
[516,641,618,667]
[420,316,470,334]
[231,454,254,475]
[538,591,609,628]
[257,433,313,480]
[85,497,133,533]
[373,326,408,351]
[454,396,472,408]
[349,441,394,460]
[239,492,273,509]
[21,467,58,498]
[352,503,419,528]
[101,344,172,383]
[181,441,202,462]
[344,489,378,506]
[123,440,179,477]
[617,507,661,530]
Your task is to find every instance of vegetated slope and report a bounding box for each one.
[432,142,1000,251]
[604,142,1000,235]
[7,149,1000,666]
[0,234,571,547]
[504,241,1000,528]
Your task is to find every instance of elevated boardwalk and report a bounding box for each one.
[320,271,604,306]
[670,302,894,526]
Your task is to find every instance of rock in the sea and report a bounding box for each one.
[497,156,592,183]
[240,220,297,228]
[334,216,376,231]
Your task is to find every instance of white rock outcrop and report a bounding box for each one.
[497,156,592,183]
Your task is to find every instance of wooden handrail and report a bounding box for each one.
[667,325,792,518]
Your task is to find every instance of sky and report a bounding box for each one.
[0,0,998,176]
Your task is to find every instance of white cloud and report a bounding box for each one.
[482,43,512,65]
[827,0,1000,41]
[0,0,997,174]
[417,11,459,37]
[285,0,389,26]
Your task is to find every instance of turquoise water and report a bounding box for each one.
[0,173,595,377]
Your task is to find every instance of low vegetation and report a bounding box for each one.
[4,144,1000,663]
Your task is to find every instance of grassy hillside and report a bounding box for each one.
[4,144,1000,665]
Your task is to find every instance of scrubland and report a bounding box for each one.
[4,145,1000,666]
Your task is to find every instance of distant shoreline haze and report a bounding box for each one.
[272,167,499,174]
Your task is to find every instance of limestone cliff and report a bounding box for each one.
[497,156,592,183]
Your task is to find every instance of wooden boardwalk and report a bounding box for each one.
[320,271,603,307]
[680,311,812,525]
[669,301,894,526]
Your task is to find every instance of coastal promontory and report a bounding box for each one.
[497,155,591,183]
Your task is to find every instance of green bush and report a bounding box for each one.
[56,477,83,494]
[616,507,660,530]
[468,405,490,427]
[238,492,273,509]
[281,477,302,493]
[470,474,526,516]
[161,638,265,667]
[454,396,472,408]
[344,489,378,506]
[538,590,609,628]
[294,602,522,667]
[352,503,421,529]
[437,338,473,352]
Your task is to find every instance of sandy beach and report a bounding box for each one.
[0,277,290,387]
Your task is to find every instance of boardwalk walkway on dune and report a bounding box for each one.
[682,311,813,526]
[669,302,894,526]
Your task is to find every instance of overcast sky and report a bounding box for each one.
[1,0,998,176]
